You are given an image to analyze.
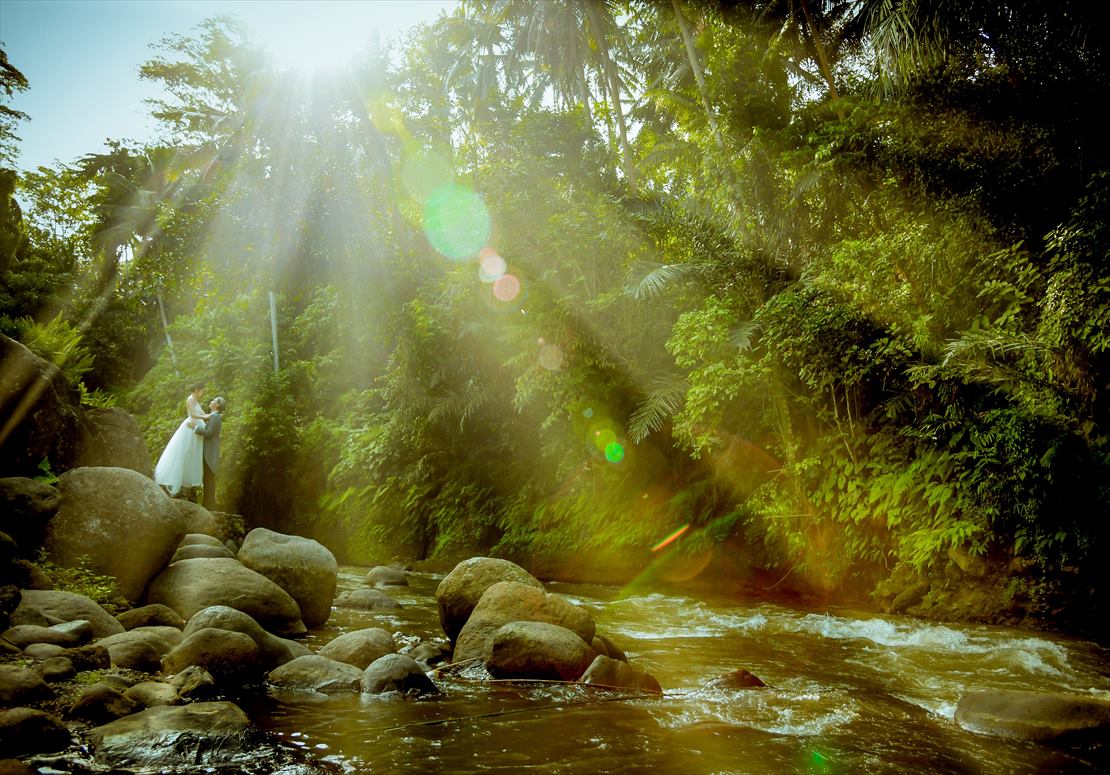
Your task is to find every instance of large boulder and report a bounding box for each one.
[436,557,544,642]
[237,528,337,628]
[146,558,305,636]
[955,689,1110,742]
[267,655,363,693]
[74,407,152,477]
[161,627,262,681]
[183,605,310,670]
[486,621,597,682]
[360,654,437,696]
[10,589,123,639]
[85,701,253,769]
[44,467,186,601]
[317,627,396,670]
[453,581,595,664]
[0,477,60,549]
[0,334,84,476]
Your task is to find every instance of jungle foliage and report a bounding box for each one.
[2,1,1107,616]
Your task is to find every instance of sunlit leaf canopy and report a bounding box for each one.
[3,0,1109,620]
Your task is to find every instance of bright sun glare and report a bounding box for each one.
[247,0,452,72]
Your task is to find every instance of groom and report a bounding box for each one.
[194,396,225,510]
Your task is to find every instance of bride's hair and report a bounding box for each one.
[189,381,205,393]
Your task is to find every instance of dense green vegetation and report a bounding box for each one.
[2,2,1107,625]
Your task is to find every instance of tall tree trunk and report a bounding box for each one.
[269,289,280,373]
[156,292,180,376]
[671,0,723,148]
[799,0,840,102]
[583,2,636,191]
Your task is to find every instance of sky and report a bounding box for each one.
[0,0,457,172]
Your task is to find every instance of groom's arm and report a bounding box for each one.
[196,415,221,437]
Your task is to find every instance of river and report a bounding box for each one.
[247,566,1110,774]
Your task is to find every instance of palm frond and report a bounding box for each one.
[629,376,687,442]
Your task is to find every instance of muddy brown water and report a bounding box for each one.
[245,567,1110,774]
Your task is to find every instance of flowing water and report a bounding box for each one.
[247,567,1110,774]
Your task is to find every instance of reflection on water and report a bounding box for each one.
[249,567,1110,774]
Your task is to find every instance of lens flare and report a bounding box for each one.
[538,343,563,370]
[401,151,453,202]
[604,441,625,463]
[651,524,689,552]
[479,250,507,283]
[593,427,618,451]
[492,273,521,301]
[423,184,491,260]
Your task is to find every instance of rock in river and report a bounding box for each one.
[146,557,306,636]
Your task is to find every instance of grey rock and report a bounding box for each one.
[168,665,216,700]
[131,625,184,649]
[85,701,253,768]
[67,683,141,724]
[161,627,261,681]
[179,533,226,548]
[0,477,60,548]
[361,654,437,695]
[98,635,164,672]
[0,664,53,705]
[44,467,187,602]
[170,504,224,541]
[454,581,595,664]
[75,407,153,477]
[183,605,310,671]
[22,642,64,659]
[237,528,337,628]
[172,543,235,562]
[955,689,1110,742]
[580,655,661,693]
[124,681,179,707]
[335,589,401,611]
[318,628,396,669]
[703,668,767,690]
[436,557,543,642]
[146,557,306,636]
[34,656,75,683]
[268,655,363,693]
[2,622,83,648]
[0,707,71,755]
[364,566,409,587]
[11,589,124,639]
[0,335,84,476]
[116,603,185,630]
[487,621,596,682]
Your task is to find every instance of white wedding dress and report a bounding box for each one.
[154,394,207,495]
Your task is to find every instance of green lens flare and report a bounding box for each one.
[605,442,625,463]
[423,184,491,260]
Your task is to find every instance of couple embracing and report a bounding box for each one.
[153,382,226,510]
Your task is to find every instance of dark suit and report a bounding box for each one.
[195,411,222,510]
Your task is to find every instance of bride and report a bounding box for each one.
[154,382,211,496]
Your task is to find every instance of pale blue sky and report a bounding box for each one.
[0,0,456,171]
